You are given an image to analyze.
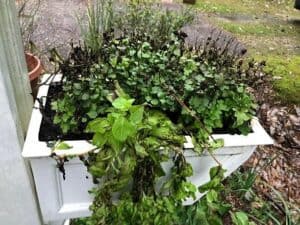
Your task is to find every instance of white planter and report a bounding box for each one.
[23,75,273,224]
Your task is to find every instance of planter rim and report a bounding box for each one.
[25,52,42,81]
[22,74,273,158]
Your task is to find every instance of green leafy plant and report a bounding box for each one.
[52,35,256,140]
[231,211,255,225]
[46,1,262,224]
[82,93,194,224]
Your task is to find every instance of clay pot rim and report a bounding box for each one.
[25,52,42,81]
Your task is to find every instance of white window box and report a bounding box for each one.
[23,75,273,223]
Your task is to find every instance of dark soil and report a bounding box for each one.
[39,82,245,142]
[38,82,93,141]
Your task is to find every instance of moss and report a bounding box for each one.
[194,0,298,17]
[214,21,298,36]
[193,0,300,104]
[256,55,300,104]
[195,1,235,14]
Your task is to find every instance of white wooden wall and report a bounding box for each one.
[0,0,43,224]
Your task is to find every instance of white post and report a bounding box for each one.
[0,0,43,225]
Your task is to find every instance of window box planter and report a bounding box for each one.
[23,75,273,223]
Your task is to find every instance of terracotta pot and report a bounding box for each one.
[183,0,196,4]
[25,53,43,99]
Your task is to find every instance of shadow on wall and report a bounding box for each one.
[295,0,300,10]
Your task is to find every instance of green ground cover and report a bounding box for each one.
[194,0,300,104]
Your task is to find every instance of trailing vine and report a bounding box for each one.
[47,1,262,224]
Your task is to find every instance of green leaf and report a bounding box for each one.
[107,135,122,152]
[135,143,148,157]
[206,190,218,203]
[174,48,181,56]
[53,116,61,124]
[210,166,225,180]
[112,97,135,111]
[82,93,89,100]
[151,127,172,139]
[93,133,108,148]
[231,211,250,225]
[112,117,136,141]
[235,111,251,126]
[87,110,98,119]
[86,118,110,133]
[55,141,72,150]
[209,139,224,150]
[208,215,223,225]
[51,101,58,110]
[129,106,144,124]
[110,57,118,67]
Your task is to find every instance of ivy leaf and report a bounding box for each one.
[112,97,135,111]
[112,117,136,141]
[55,141,72,150]
[130,105,144,124]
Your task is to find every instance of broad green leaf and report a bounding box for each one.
[55,141,72,150]
[110,57,118,67]
[107,135,122,152]
[112,97,135,111]
[209,139,224,150]
[51,101,58,110]
[86,118,110,133]
[82,93,89,100]
[93,133,108,148]
[174,48,181,56]
[87,110,98,119]
[231,211,250,225]
[53,116,61,124]
[206,190,218,203]
[130,106,144,124]
[210,166,226,180]
[112,117,136,141]
[208,215,223,225]
[151,127,171,139]
[235,111,251,126]
[135,143,148,157]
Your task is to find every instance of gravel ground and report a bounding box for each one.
[18,0,246,70]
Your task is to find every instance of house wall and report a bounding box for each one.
[0,0,42,224]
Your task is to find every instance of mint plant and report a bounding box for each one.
[47,1,262,224]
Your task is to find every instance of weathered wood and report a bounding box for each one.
[0,0,42,225]
[0,0,33,135]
